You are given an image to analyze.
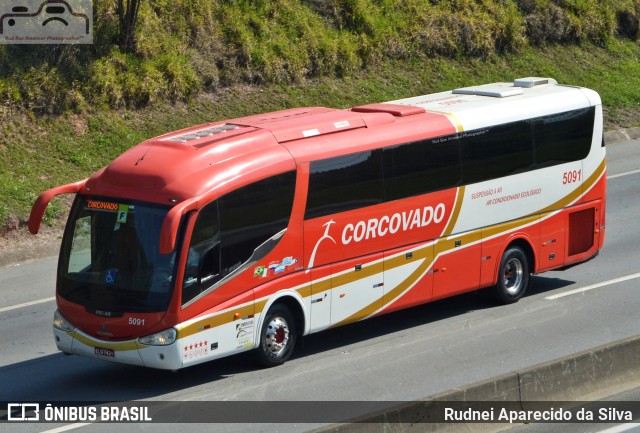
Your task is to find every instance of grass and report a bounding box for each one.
[1,0,639,112]
[1,39,640,230]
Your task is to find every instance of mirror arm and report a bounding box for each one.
[28,179,87,235]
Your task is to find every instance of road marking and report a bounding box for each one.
[608,168,640,179]
[0,296,55,313]
[596,423,640,433]
[39,423,92,433]
[546,272,640,300]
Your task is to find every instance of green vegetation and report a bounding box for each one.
[2,0,640,112]
[1,0,640,230]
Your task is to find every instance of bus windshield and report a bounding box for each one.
[59,197,177,313]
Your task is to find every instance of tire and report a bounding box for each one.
[492,246,530,304]
[256,304,297,367]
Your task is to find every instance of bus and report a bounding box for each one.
[29,77,605,370]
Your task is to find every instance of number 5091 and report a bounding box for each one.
[563,169,581,184]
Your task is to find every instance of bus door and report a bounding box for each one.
[330,252,384,327]
[432,230,482,300]
[308,266,332,333]
[383,242,434,313]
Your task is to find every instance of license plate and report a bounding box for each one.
[94,347,115,357]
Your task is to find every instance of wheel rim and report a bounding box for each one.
[264,316,289,356]
[503,258,523,295]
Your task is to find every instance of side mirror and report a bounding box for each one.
[29,180,87,234]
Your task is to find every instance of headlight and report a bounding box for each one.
[53,309,75,332]
[138,328,177,346]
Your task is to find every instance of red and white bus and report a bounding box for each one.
[29,77,605,370]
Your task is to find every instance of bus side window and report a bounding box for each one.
[199,244,220,282]
[182,202,221,305]
[181,171,296,306]
[532,107,594,168]
[218,171,296,276]
[382,138,461,201]
[461,121,533,184]
[306,150,383,219]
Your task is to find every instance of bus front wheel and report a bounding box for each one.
[256,304,297,367]
[492,246,530,304]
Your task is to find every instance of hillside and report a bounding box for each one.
[1,0,640,232]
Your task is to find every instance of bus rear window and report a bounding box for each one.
[532,107,594,167]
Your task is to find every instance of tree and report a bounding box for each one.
[116,0,142,53]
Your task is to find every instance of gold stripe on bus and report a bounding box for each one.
[336,160,606,324]
[322,159,605,324]
[331,253,437,328]
[329,226,483,328]
[442,185,465,237]
[255,298,268,315]
[299,278,331,297]
[329,293,381,328]
[436,111,464,133]
[582,157,606,193]
[381,255,436,305]
[538,158,606,215]
[179,304,256,339]
[296,283,313,299]
[71,332,140,352]
[327,161,598,327]
[451,113,464,132]
[175,159,606,341]
[331,261,384,289]
[330,228,480,328]
[479,214,539,242]
[383,243,431,270]
[325,243,434,328]
[434,227,482,255]
[177,290,295,341]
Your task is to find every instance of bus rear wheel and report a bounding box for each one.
[492,246,530,304]
[256,304,297,367]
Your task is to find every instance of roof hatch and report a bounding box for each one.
[514,77,557,88]
[453,84,524,98]
[159,124,251,149]
[453,77,558,98]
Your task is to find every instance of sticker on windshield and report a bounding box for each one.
[87,200,119,212]
[116,204,129,223]
[104,268,118,285]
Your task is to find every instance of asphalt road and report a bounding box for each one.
[1,139,639,433]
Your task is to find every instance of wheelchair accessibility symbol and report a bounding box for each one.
[104,268,118,285]
[0,0,92,44]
